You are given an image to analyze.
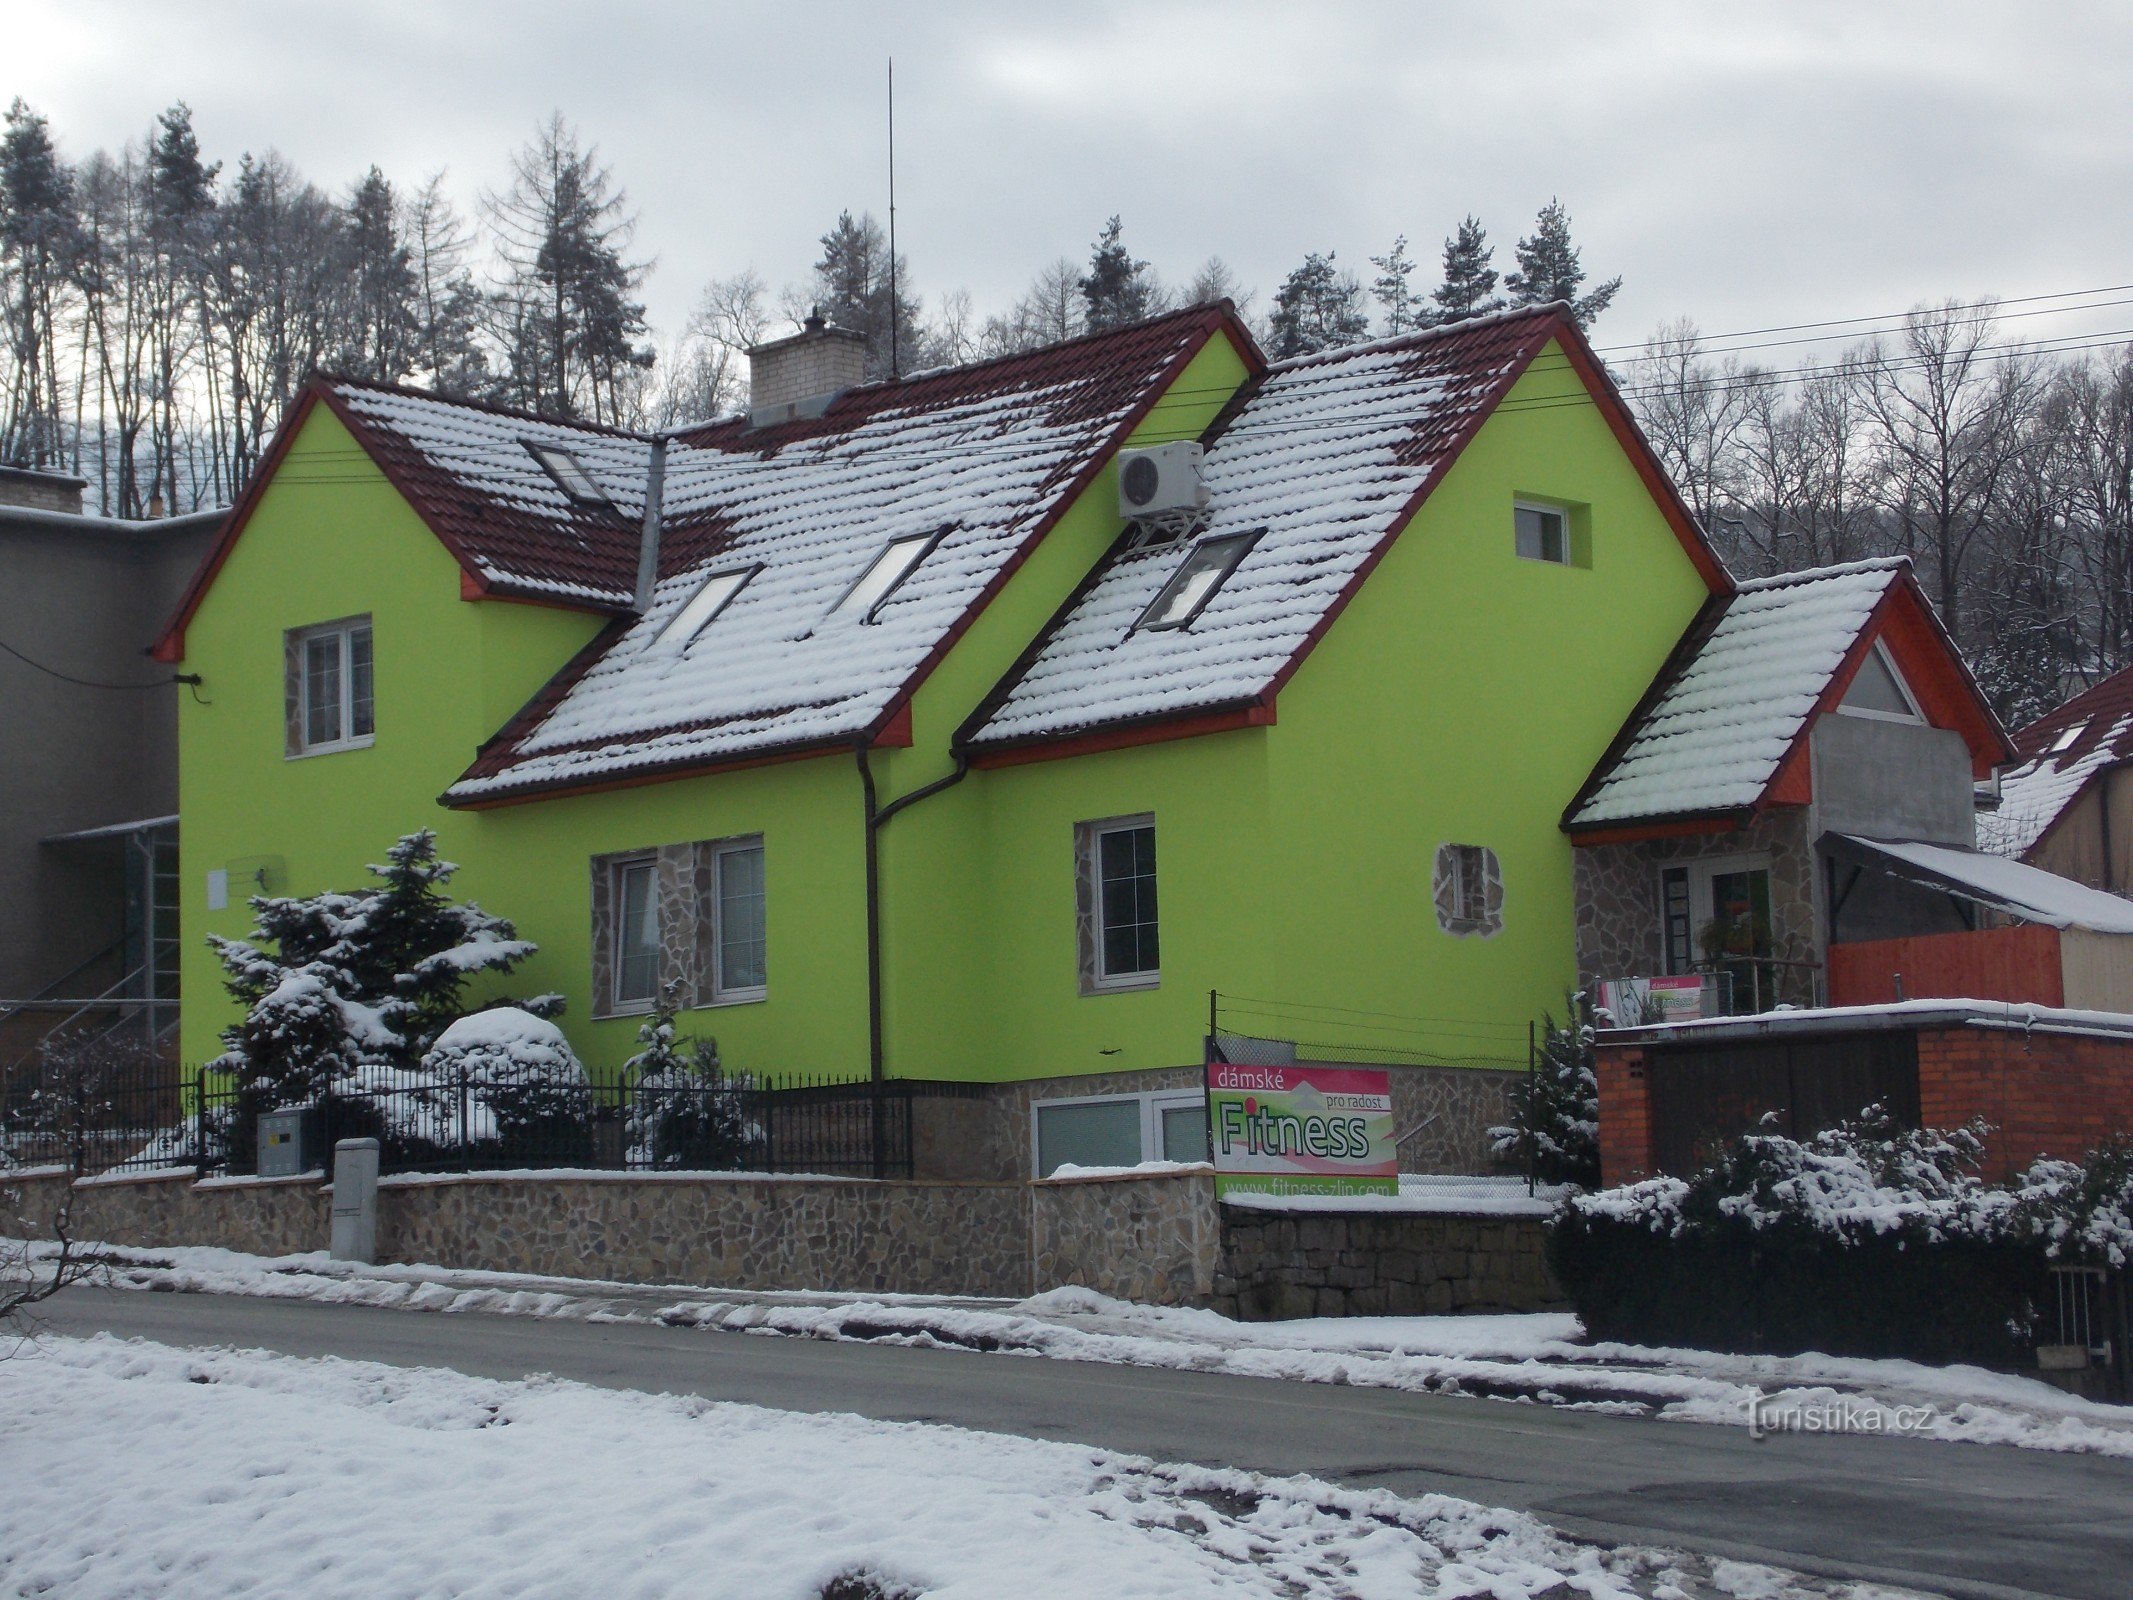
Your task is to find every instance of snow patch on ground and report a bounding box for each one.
[0,1333,1939,1600]
[31,1238,2133,1461]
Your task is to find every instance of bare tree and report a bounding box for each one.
[1628,319,1761,533]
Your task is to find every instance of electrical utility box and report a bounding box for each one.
[256,1108,313,1177]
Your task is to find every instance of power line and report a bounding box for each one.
[0,635,180,691]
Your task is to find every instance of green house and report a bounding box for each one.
[154,302,1725,1179]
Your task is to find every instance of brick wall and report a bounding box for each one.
[1599,1021,2133,1185]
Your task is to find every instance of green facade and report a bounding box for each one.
[174,337,1708,1089]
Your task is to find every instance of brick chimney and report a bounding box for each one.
[0,463,88,515]
[747,307,868,427]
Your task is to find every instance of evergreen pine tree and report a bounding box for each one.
[339,167,419,382]
[1368,234,1419,336]
[811,209,922,379]
[621,981,747,1169]
[1487,993,1601,1188]
[1265,251,1369,360]
[1430,215,1503,325]
[1505,198,1621,329]
[1079,215,1158,334]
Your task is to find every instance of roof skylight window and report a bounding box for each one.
[1135,531,1261,632]
[831,529,940,623]
[525,441,612,508]
[654,566,756,650]
[2048,721,2087,754]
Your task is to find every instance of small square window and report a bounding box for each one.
[1433,842,1503,938]
[1077,815,1159,992]
[286,617,375,757]
[1515,503,1569,565]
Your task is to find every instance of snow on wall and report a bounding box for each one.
[1570,559,1905,826]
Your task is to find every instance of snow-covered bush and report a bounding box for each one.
[1488,994,1599,1188]
[1550,1109,2046,1362]
[423,1008,593,1164]
[622,986,752,1170]
[204,831,557,1168]
[2010,1136,2133,1269]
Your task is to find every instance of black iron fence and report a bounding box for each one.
[4,1053,983,1182]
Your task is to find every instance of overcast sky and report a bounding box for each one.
[12,1,2133,360]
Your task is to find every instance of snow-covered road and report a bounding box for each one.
[1,1333,1932,1600]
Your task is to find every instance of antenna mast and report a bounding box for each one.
[887,57,899,379]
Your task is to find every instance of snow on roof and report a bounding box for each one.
[327,383,654,607]
[1980,666,2133,859]
[1568,559,1907,828]
[444,307,1230,802]
[1834,834,2133,934]
[960,309,1562,749]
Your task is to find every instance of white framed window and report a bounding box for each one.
[1659,853,1773,975]
[1835,638,1925,723]
[707,835,767,1004]
[287,617,374,757]
[609,854,661,1012]
[1136,531,1260,632]
[1077,815,1159,993]
[1433,842,1503,937]
[1515,501,1571,565]
[831,529,940,623]
[1031,1088,1206,1177]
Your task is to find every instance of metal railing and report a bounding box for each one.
[4,1055,986,1182]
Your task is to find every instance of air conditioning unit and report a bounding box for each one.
[1117,442,1209,520]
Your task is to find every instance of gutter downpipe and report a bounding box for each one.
[855,736,972,1178]
[632,437,668,614]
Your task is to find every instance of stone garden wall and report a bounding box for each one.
[1028,1169,1218,1306]
[9,1165,1561,1317]
[1211,1204,1563,1319]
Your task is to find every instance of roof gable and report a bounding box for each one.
[1566,560,2009,834]
[447,304,1246,804]
[1981,663,2133,858]
[958,306,1727,756]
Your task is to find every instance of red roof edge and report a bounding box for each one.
[968,697,1276,770]
[862,304,1258,746]
[152,386,321,662]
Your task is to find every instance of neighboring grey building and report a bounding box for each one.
[0,465,221,1064]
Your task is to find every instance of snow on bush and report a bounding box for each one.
[621,986,752,1170]
[423,1007,592,1139]
[2011,1136,2133,1269]
[1488,993,1599,1188]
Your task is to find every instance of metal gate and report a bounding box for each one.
[1646,1030,1921,1176]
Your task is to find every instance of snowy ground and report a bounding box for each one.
[24,1238,2133,1461]
[0,1332,1939,1600]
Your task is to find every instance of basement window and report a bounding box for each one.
[655,566,757,650]
[525,441,612,508]
[1136,530,1260,632]
[831,529,940,622]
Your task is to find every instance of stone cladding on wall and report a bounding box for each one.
[1574,808,1821,1010]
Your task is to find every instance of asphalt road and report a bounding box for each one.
[38,1286,2133,1600]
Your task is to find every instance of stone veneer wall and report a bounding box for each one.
[1212,1206,1563,1319]
[378,1173,1029,1296]
[9,1168,329,1258]
[913,1062,1525,1183]
[1029,1169,1218,1306]
[1573,808,1821,1009]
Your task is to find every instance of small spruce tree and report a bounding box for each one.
[1489,992,1601,1188]
[622,982,750,1170]
[1504,198,1621,329]
[1368,234,1420,335]
[1266,252,1369,359]
[1430,215,1504,325]
[1078,215,1159,334]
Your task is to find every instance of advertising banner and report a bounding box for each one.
[1595,975,1707,1026]
[1204,1060,1398,1198]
